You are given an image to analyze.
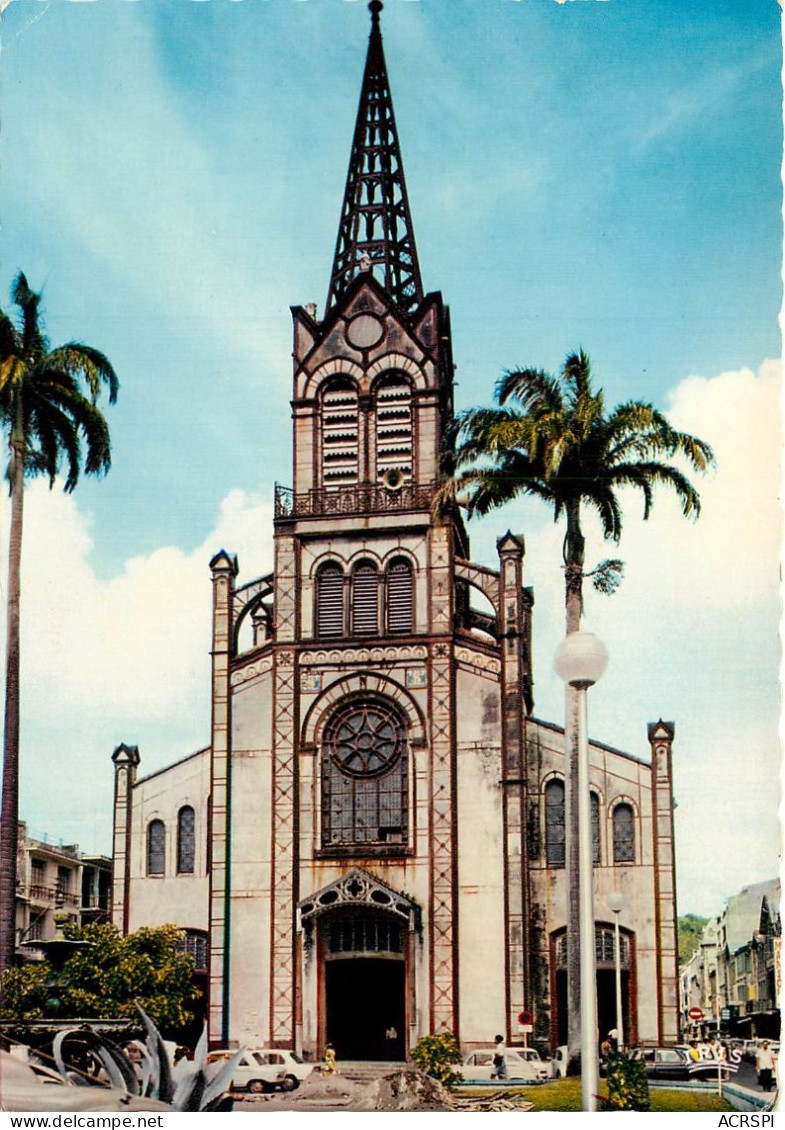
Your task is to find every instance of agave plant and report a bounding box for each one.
[4,1005,245,1112]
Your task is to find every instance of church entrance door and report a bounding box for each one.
[325,957,406,1061]
[321,911,407,1061]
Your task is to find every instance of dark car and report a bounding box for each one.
[630,1045,727,1081]
[630,1046,692,1080]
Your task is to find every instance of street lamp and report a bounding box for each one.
[607,890,626,1052]
[555,631,608,1114]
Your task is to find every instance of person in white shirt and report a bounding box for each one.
[491,1034,507,1080]
[755,1041,776,1093]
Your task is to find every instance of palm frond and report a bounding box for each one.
[11,272,48,362]
[495,367,565,416]
[607,460,703,519]
[46,343,119,404]
[583,484,624,541]
[588,557,625,596]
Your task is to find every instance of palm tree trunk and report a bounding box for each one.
[563,501,584,1073]
[0,409,25,974]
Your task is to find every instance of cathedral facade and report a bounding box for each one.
[110,4,679,1059]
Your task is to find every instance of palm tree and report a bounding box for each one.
[446,349,713,1067]
[0,273,119,973]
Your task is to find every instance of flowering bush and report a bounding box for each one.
[603,1052,650,1111]
[410,1031,463,1085]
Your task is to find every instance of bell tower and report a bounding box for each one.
[266,0,468,1049]
[285,0,454,511]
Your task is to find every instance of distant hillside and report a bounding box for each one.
[679,914,709,965]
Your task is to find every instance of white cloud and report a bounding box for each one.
[0,481,272,851]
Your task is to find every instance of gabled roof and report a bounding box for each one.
[723,878,781,954]
[298,866,418,924]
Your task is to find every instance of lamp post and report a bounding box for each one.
[554,631,608,1114]
[607,890,626,1052]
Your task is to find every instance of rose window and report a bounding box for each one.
[322,699,407,848]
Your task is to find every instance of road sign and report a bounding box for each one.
[688,1007,704,1022]
[518,1010,532,1026]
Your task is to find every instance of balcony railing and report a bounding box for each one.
[274,480,437,521]
[27,884,79,907]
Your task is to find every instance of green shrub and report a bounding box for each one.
[603,1052,650,1111]
[410,1031,463,1085]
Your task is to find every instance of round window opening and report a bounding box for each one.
[325,701,404,778]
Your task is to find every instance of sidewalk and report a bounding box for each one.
[649,1077,778,1112]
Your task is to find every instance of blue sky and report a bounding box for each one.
[0,0,780,917]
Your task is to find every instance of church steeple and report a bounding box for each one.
[326,1,424,317]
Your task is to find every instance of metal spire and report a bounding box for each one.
[326,1,424,316]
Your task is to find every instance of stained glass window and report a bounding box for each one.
[177,806,195,874]
[613,803,635,863]
[322,700,407,847]
[545,779,565,867]
[147,819,165,876]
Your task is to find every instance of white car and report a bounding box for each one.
[206,1048,314,1093]
[461,1047,549,1083]
[550,1045,569,1078]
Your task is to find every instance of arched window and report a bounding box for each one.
[177,806,196,874]
[182,928,208,972]
[544,780,565,867]
[386,559,414,634]
[322,699,407,848]
[322,378,359,485]
[351,562,379,635]
[591,792,601,865]
[613,803,635,863]
[375,374,412,483]
[147,820,165,876]
[316,563,344,637]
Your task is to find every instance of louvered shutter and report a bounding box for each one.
[322,381,359,485]
[317,566,344,637]
[376,376,412,482]
[352,565,379,635]
[387,561,413,633]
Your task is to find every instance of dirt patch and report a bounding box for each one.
[346,1070,453,1112]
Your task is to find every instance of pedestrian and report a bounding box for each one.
[600,1035,614,1062]
[687,1039,700,1063]
[322,1042,337,1076]
[491,1034,507,1080]
[755,1040,776,1093]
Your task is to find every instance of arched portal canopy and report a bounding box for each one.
[298,867,419,928]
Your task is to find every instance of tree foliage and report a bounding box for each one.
[678,914,709,966]
[442,348,714,625]
[0,272,118,973]
[0,924,198,1031]
[410,1032,463,1085]
[603,1051,651,1111]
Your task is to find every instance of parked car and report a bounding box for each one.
[629,1046,692,1080]
[550,1046,568,1079]
[460,1047,549,1083]
[206,1048,313,1093]
[630,1045,730,1081]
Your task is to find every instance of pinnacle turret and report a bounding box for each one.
[326,1,424,316]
